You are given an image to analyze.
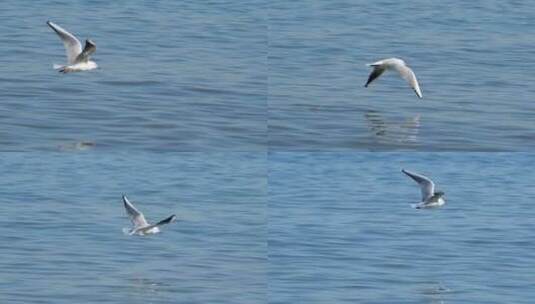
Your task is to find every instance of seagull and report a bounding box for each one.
[365,58,422,98]
[123,195,177,235]
[402,169,445,209]
[47,21,98,73]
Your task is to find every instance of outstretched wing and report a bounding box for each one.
[76,39,96,63]
[142,215,177,232]
[365,65,386,87]
[402,169,435,201]
[395,64,423,98]
[155,215,176,226]
[123,195,149,228]
[47,21,82,64]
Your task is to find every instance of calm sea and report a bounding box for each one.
[1,1,534,303]
[0,0,267,151]
[0,153,266,303]
[269,152,535,303]
[269,0,535,151]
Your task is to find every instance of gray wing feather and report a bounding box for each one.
[395,65,423,98]
[365,66,386,87]
[123,195,149,228]
[47,21,82,64]
[141,215,177,232]
[155,215,177,226]
[402,169,435,201]
[76,40,96,62]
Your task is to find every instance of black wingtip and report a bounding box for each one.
[156,214,177,226]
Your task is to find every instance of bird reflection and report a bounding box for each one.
[364,110,421,145]
[419,282,452,304]
[57,140,96,151]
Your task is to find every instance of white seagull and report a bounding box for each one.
[47,21,98,73]
[365,58,422,98]
[402,169,445,209]
[123,195,177,235]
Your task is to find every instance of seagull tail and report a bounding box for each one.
[53,64,68,73]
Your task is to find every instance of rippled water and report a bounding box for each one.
[2,1,534,303]
[269,153,535,303]
[269,0,535,151]
[0,153,266,303]
[0,0,266,151]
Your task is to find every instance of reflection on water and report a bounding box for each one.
[419,282,452,304]
[57,141,96,151]
[128,276,165,294]
[364,110,421,145]
[1,153,265,304]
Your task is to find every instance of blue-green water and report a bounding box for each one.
[268,0,535,151]
[1,0,534,151]
[0,0,266,151]
[1,0,535,303]
[269,152,535,303]
[0,153,266,303]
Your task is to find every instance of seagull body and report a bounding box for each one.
[123,195,176,235]
[402,169,445,209]
[47,21,97,73]
[365,58,422,99]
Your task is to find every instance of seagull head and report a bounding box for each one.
[86,39,96,47]
[434,191,445,197]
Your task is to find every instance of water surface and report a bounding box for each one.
[269,152,535,303]
[0,1,267,151]
[268,1,535,151]
[0,152,266,303]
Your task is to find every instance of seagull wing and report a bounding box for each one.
[47,21,82,64]
[155,215,177,226]
[76,40,96,63]
[142,215,177,232]
[402,169,435,201]
[123,195,149,228]
[394,64,423,98]
[365,65,386,87]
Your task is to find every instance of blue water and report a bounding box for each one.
[269,0,535,151]
[0,153,266,303]
[3,1,535,151]
[2,1,535,303]
[0,1,266,151]
[269,152,535,303]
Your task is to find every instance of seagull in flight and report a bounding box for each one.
[123,195,177,235]
[47,21,98,73]
[365,58,422,98]
[402,169,445,209]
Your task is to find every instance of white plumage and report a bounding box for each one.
[365,58,422,99]
[402,169,445,209]
[47,21,98,73]
[123,195,177,235]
